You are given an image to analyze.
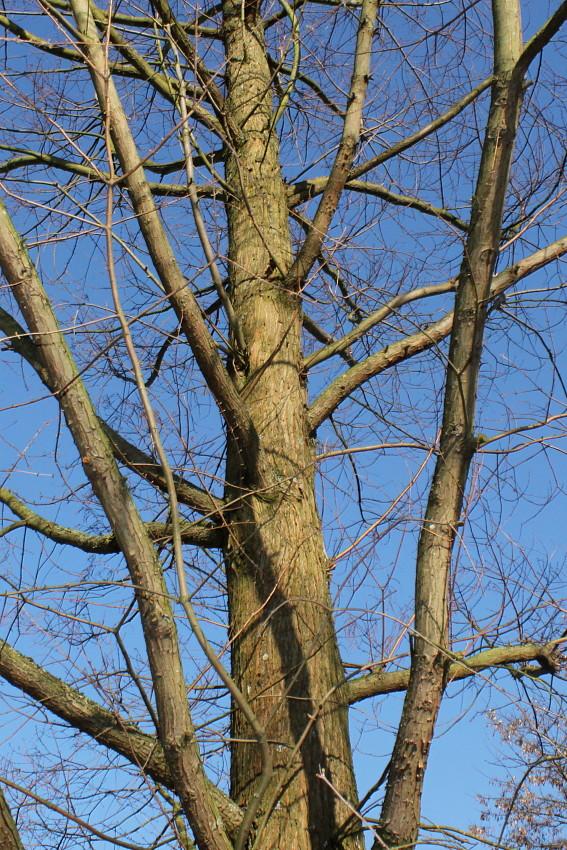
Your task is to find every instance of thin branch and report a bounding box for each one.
[286,76,493,205]
[46,0,220,36]
[170,39,246,355]
[100,421,225,516]
[0,775,152,850]
[266,55,345,118]
[302,311,357,367]
[348,76,494,182]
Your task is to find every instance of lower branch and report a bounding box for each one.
[0,641,242,840]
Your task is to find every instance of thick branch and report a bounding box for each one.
[377,4,525,843]
[0,487,225,550]
[308,234,567,430]
[0,642,242,841]
[347,642,560,704]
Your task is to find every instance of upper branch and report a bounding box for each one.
[286,76,493,204]
[308,234,567,430]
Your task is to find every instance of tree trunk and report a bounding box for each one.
[222,2,362,848]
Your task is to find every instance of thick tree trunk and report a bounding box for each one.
[222,3,362,848]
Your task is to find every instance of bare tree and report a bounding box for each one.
[1,1,567,848]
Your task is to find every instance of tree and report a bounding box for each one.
[1,1,567,848]
[479,707,567,850]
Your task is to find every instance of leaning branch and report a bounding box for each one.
[0,182,231,850]
[285,0,380,287]
[0,641,242,841]
[308,234,567,430]
[0,305,222,518]
[347,641,560,704]
[70,0,258,472]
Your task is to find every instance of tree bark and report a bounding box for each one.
[0,789,24,850]
[221,2,363,847]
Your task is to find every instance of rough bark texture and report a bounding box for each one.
[221,2,362,847]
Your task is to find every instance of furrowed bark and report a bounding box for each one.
[376,3,525,846]
[0,196,232,850]
[221,0,364,846]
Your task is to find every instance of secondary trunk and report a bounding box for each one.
[376,2,525,846]
[222,2,362,848]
